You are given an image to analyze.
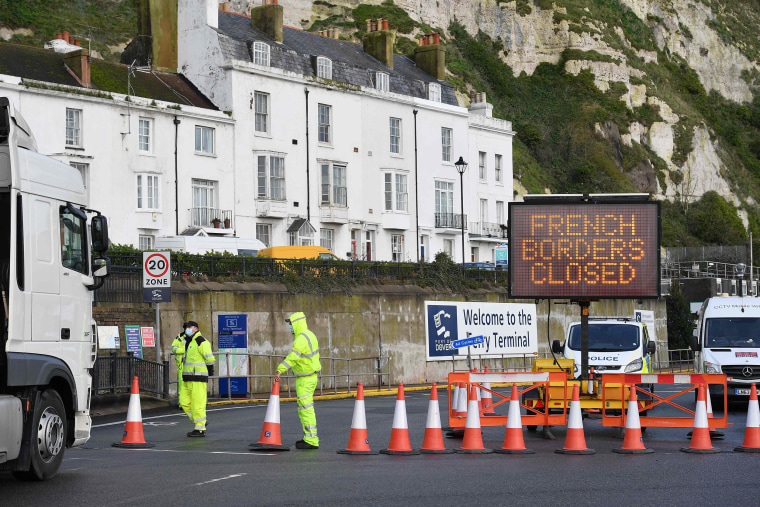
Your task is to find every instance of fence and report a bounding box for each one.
[95,251,508,302]
[92,352,169,398]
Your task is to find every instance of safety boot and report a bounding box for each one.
[187,430,206,438]
[296,440,318,449]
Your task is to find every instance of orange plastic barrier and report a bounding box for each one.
[601,373,728,429]
[447,371,568,430]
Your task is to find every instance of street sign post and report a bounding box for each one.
[143,252,172,303]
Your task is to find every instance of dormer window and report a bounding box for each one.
[253,41,270,66]
[428,83,441,102]
[317,57,332,80]
[375,72,389,92]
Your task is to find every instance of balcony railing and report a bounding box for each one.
[191,207,233,229]
[469,222,506,238]
[434,213,467,229]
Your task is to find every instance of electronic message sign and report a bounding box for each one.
[508,199,660,299]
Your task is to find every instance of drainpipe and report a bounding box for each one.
[305,88,311,223]
[173,116,181,235]
[413,109,419,263]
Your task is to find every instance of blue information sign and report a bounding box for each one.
[218,314,248,396]
[452,335,485,349]
[125,325,143,358]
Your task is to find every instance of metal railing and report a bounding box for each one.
[661,261,760,282]
[191,207,233,229]
[468,221,507,238]
[167,352,392,400]
[434,213,467,229]
[92,353,169,398]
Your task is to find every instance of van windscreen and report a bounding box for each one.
[567,324,640,352]
[705,318,760,348]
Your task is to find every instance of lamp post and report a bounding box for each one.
[455,156,468,265]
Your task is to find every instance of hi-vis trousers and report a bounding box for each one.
[296,374,319,446]
[179,381,207,431]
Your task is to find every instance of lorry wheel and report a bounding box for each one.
[12,389,66,481]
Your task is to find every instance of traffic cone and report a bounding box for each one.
[482,366,496,415]
[689,388,725,439]
[681,384,720,454]
[112,376,154,448]
[380,383,420,455]
[555,384,595,455]
[494,384,534,454]
[455,383,468,418]
[450,382,460,418]
[249,380,290,451]
[734,384,760,453]
[613,386,653,454]
[338,383,378,455]
[420,383,453,454]
[455,385,493,454]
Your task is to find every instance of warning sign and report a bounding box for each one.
[143,252,172,302]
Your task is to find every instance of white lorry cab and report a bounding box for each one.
[552,317,656,378]
[691,296,760,398]
[0,97,110,480]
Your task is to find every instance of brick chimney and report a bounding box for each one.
[251,0,283,43]
[414,32,445,80]
[362,18,395,69]
[64,49,91,88]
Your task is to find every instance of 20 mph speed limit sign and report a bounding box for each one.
[143,252,172,302]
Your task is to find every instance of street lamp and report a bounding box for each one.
[455,156,468,265]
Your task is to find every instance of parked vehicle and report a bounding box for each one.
[463,262,495,270]
[0,97,110,480]
[691,295,760,399]
[154,235,266,256]
[256,245,339,260]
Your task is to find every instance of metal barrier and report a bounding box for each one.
[167,351,392,400]
[601,373,728,429]
[92,353,169,399]
[447,371,568,429]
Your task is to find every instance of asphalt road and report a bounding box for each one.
[2,386,760,506]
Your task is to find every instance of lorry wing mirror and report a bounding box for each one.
[552,340,563,354]
[92,257,110,278]
[91,216,109,254]
[689,335,701,351]
[647,341,656,354]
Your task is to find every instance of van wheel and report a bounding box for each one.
[12,390,66,481]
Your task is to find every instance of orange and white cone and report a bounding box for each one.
[338,383,378,455]
[455,383,468,419]
[250,380,290,451]
[613,386,653,454]
[495,384,534,454]
[450,382,460,418]
[556,384,595,455]
[456,385,493,454]
[735,383,760,453]
[689,388,725,439]
[681,384,720,454]
[380,383,420,455]
[420,383,453,454]
[482,366,496,415]
[113,376,154,448]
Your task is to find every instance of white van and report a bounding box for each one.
[154,236,266,256]
[691,296,760,398]
[552,317,655,378]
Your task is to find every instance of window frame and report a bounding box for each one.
[254,91,270,134]
[375,72,389,92]
[136,174,160,211]
[496,200,504,225]
[253,41,270,66]
[257,154,287,200]
[320,162,347,207]
[383,171,408,213]
[59,205,88,274]
[318,103,332,144]
[320,229,333,252]
[428,83,442,103]
[69,162,88,190]
[194,125,215,155]
[391,233,405,262]
[65,108,82,148]
[389,117,402,154]
[191,178,218,227]
[434,180,454,215]
[441,127,452,162]
[495,153,503,183]
[139,234,155,251]
[256,223,272,247]
[478,151,487,181]
[317,57,333,80]
[138,117,153,153]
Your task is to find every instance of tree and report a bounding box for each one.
[665,281,694,351]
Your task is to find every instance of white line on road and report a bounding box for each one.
[93,404,264,428]
[195,473,247,486]
[123,448,276,456]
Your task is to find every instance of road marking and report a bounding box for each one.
[124,448,276,456]
[195,473,247,486]
[93,404,264,428]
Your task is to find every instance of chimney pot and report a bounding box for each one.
[383,20,389,31]
[56,33,63,40]
[63,31,70,43]
[434,33,440,45]
[75,39,81,46]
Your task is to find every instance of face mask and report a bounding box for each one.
[288,325,294,334]
[185,328,194,336]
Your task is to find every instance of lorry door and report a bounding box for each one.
[59,205,90,382]
[30,197,61,342]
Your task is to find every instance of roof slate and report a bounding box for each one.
[0,43,216,110]
[217,12,458,106]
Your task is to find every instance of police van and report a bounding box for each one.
[552,317,656,378]
[691,296,760,398]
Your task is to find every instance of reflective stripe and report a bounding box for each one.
[290,315,306,323]
[299,402,314,410]
[280,360,291,369]
[300,333,315,354]
[304,432,318,438]
[297,394,309,400]
[303,425,317,430]
[294,370,319,377]
[202,354,214,359]
[184,362,206,367]
[193,418,207,423]
[292,349,320,359]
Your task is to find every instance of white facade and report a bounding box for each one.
[0,76,234,248]
[178,0,515,263]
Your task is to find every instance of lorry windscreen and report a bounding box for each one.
[705,318,760,348]
[567,324,640,352]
